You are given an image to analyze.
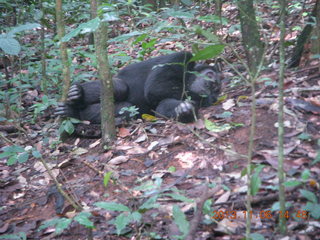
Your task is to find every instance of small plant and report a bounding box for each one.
[119,106,139,118]
[0,145,30,166]
[58,118,81,136]
[0,232,26,240]
[31,95,57,121]
[0,23,40,55]
[39,211,94,236]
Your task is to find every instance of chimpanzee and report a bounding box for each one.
[55,51,221,124]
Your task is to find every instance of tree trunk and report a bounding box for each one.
[56,0,71,101]
[92,0,116,146]
[88,0,97,45]
[237,0,264,75]
[288,0,319,68]
[310,0,320,57]
[40,0,48,95]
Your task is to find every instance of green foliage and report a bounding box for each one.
[39,212,94,236]
[271,201,292,212]
[241,164,265,196]
[305,202,320,219]
[300,189,317,203]
[198,15,228,25]
[204,119,232,132]
[74,212,94,229]
[0,145,29,165]
[298,132,312,141]
[190,44,225,62]
[163,193,193,203]
[39,218,72,235]
[312,139,320,165]
[95,201,146,235]
[301,189,320,219]
[0,145,43,165]
[94,178,195,236]
[0,23,40,55]
[133,35,157,60]
[0,232,26,240]
[249,233,265,240]
[215,111,233,119]
[114,213,131,235]
[62,18,100,43]
[251,165,264,196]
[31,95,57,121]
[58,118,81,136]
[172,205,189,239]
[109,31,144,43]
[103,171,113,187]
[95,202,131,212]
[119,106,139,118]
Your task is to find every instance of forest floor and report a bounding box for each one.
[1,1,320,240]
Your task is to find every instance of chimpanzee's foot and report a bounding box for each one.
[55,102,75,118]
[174,101,196,123]
[67,84,83,103]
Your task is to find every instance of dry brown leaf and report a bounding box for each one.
[109,156,129,165]
[118,127,130,138]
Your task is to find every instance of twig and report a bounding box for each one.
[38,156,82,211]
[185,185,222,240]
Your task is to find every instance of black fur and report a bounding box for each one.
[55,51,221,124]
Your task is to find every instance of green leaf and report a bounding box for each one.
[62,18,100,42]
[95,202,130,212]
[139,196,159,211]
[311,54,320,59]
[130,211,142,223]
[164,193,193,203]
[310,203,320,219]
[18,152,29,163]
[0,151,13,159]
[103,12,119,22]
[271,202,280,211]
[2,145,24,153]
[312,151,320,165]
[204,119,232,132]
[300,189,318,203]
[63,120,75,135]
[108,31,144,43]
[301,169,310,180]
[249,233,265,240]
[172,205,189,237]
[133,33,148,45]
[215,111,232,119]
[0,37,21,55]
[7,156,18,165]
[251,175,262,196]
[181,0,192,6]
[298,133,311,140]
[283,180,301,187]
[203,199,212,215]
[198,15,228,24]
[199,29,219,43]
[0,232,26,240]
[32,150,42,159]
[167,166,176,172]
[190,44,224,62]
[103,171,112,187]
[115,213,131,235]
[8,23,40,36]
[39,218,72,235]
[74,212,94,228]
[166,9,194,19]
[251,165,264,196]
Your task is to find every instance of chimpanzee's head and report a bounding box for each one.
[189,65,221,107]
